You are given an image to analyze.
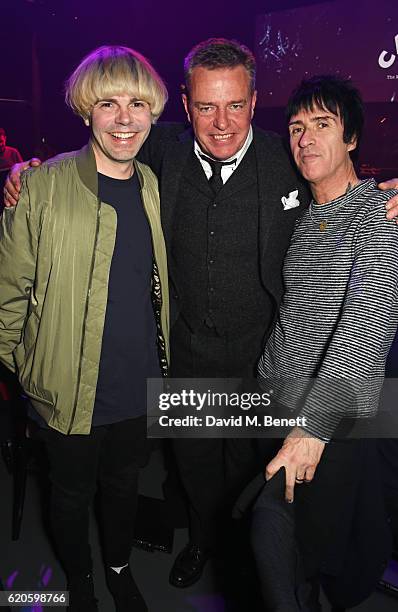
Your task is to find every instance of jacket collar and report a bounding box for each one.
[75,141,146,196]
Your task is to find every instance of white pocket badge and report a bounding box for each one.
[281,190,300,211]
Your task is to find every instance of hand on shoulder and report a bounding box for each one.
[3,158,42,208]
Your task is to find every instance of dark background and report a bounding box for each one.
[0,2,398,606]
[1,0,397,181]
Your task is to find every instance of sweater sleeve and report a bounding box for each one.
[299,204,398,441]
[0,172,38,372]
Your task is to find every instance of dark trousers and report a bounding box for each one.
[37,416,149,577]
[170,316,263,547]
[172,435,257,547]
[379,438,398,550]
[251,437,390,611]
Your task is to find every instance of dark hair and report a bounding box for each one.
[184,38,256,93]
[286,75,364,158]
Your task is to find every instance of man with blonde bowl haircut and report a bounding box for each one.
[0,46,169,612]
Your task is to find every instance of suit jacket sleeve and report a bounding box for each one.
[138,122,187,176]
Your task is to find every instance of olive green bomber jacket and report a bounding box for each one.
[0,143,169,434]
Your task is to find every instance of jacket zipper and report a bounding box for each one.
[67,198,102,434]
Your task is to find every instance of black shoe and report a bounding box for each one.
[67,572,98,611]
[105,565,148,612]
[169,543,210,588]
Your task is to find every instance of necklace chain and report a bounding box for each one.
[309,204,329,232]
[309,197,350,232]
[308,181,360,232]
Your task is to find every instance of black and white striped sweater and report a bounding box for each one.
[258,179,398,441]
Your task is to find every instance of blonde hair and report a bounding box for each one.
[65,45,168,122]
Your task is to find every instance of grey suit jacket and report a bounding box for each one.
[138,122,310,314]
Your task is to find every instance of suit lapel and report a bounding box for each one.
[254,130,280,265]
[253,127,308,299]
[183,153,214,198]
[217,143,257,201]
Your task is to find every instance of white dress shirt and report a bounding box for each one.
[194,126,253,185]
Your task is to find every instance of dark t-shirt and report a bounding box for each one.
[92,171,160,425]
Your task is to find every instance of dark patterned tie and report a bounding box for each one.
[199,154,237,194]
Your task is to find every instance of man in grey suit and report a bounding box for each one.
[137,38,311,588]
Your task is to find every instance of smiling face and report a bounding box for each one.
[288,105,357,198]
[182,65,256,160]
[89,93,152,178]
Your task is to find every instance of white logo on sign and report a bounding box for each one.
[378,34,398,69]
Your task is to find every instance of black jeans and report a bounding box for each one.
[37,416,149,577]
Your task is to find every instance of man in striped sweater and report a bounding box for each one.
[254,76,398,610]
